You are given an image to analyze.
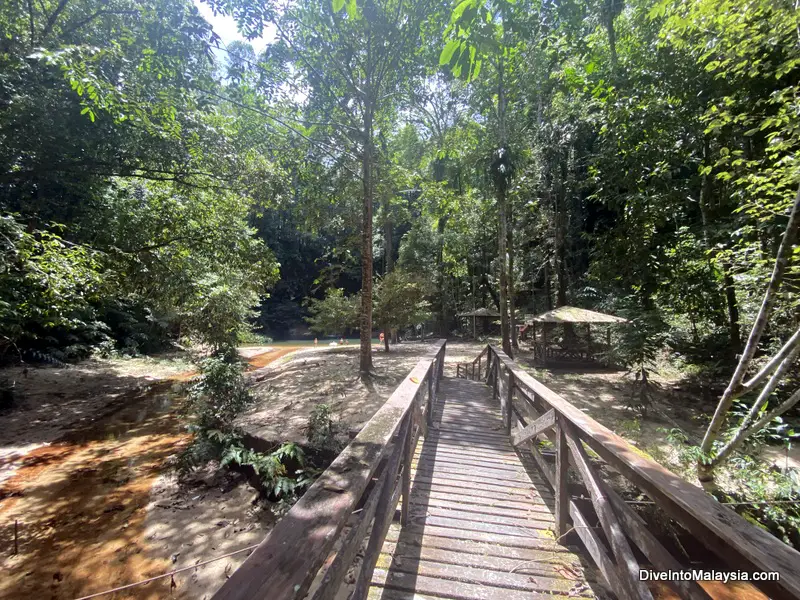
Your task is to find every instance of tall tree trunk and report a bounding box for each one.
[496,56,512,357]
[508,200,519,350]
[723,263,741,354]
[360,105,374,373]
[603,0,619,73]
[437,216,448,336]
[544,258,553,310]
[498,187,511,356]
[383,210,393,352]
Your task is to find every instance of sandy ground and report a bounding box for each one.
[237,341,454,447]
[0,354,192,479]
[0,349,280,600]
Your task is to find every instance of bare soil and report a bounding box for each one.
[238,341,449,447]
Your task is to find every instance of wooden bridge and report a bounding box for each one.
[213,341,800,600]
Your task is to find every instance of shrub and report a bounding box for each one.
[306,403,345,452]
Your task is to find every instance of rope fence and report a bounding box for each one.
[72,543,259,600]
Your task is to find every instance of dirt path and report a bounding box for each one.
[0,379,189,600]
[0,348,301,600]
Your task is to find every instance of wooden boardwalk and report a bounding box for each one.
[370,376,594,599]
[214,342,800,600]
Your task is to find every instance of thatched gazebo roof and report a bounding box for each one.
[530,306,628,324]
[458,307,501,318]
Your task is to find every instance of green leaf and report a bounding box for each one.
[451,0,474,23]
[332,0,345,12]
[345,0,358,19]
[440,39,460,66]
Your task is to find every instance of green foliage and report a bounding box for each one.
[304,288,361,336]
[374,269,433,331]
[219,438,318,500]
[727,400,800,448]
[0,215,106,359]
[188,348,252,433]
[0,0,279,361]
[306,403,346,453]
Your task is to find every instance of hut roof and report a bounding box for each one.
[530,306,628,324]
[458,307,501,318]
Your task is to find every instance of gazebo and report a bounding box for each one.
[526,306,628,363]
[458,307,501,338]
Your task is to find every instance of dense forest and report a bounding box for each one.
[2,0,800,532]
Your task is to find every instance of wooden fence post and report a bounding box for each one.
[401,411,414,525]
[426,366,434,426]
[505,371,514,435]
[555,417,569,538]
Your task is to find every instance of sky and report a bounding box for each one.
[192,0,274,55]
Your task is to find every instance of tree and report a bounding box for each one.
[305,288,360,337]
[698,187,800,481]
[205,0,437,373]
[374,269,433,349]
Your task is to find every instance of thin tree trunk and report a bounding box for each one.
[496,56,512,357]
[360,105,375,373]
[437,216,448,337]
[699,184,800,480]
[383,214,392,353]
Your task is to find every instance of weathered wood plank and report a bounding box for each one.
[310,459,388,600]
[569,500,624,596]
[352,414,412,600]
[405,504,554,529]
[372,555,590,595]
[411,461,541,484]
[410,481,553,505]
[512,408,556,447]
[414,492,554,514]
[370,571,582,600]
[555,419,570,538]
[413,451,537,473]
[383,525,574,561]
[408,472,553,497]
[602,480,714,600]
[379,542,586,578]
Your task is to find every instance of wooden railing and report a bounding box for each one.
[211,340,447,600]
[455,345,489,380]
[484,345,800,600]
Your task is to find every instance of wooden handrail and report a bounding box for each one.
[212,340,447,600]
[485,345,800,600]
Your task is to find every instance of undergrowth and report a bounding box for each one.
[306,403,346,453]
[656,426,800,549]
[180,346,320,503]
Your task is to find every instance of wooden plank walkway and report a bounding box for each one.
[369,376,596,599]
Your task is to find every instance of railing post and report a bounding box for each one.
[505,371,514,435]
[426,364,434,426]
[555,415,569,538]
[477,355,482,380]
[401,411,414,526]
[436,348,444,392]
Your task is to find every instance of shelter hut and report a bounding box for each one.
[527,306,628,363]
[458,307,501,338]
